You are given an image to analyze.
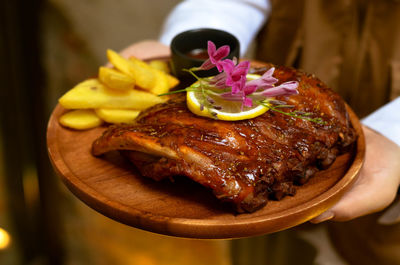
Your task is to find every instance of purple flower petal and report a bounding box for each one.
[193,41,231,71]
[209,72,229,88]
[230,73,247,94]
[259,81,299,97]
[235,61,251,73]
[246,67,278,87]
[198,59,215,70]
[221,59,235,74]
[207,41,230,72]
[263,67,276,79]
[207,41,217,56]
[230,81,241,94]
[211,45,230,62]
[225,61,251,90]
[243,97,253,107]
[243,84,258,95]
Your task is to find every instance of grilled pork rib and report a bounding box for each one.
[92,65,356,212]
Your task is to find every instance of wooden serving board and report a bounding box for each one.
[47,102,365,239]
[47,57,365,238]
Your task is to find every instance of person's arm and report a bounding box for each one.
[160,0,270,56]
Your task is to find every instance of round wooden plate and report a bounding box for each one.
[47,103,364,239]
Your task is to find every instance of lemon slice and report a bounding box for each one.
[186,74,269,121]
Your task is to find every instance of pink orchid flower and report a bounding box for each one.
[208,59,250,90]
[247,67,299,97]
[187,41,300,111]
[208,71,229,89]
[221,75,258,108]
[254,80,299,97]
[224,60,251,94]
[246,67,278,89]
[242,83,258,107]
[198,41,230,71]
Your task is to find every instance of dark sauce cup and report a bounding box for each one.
[170,28,240,86]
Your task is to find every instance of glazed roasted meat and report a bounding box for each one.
[92,65,356,213]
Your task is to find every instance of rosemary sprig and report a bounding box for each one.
[158,88,191,96]
[259,100,326,125]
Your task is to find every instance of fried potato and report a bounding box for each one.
[148,59,170,73]
[59,109,103,130]
[107,49,178,95]
[59,79,165,110]
[128,56,167,94]
[150,70,169,95]
[166,74,179,89]
[107,49,155,89]
[98,67,135,91]
[95,108,140,124]
[129,57,179,93]
[147,59,179,89]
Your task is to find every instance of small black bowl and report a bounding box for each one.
[170,28,240,83]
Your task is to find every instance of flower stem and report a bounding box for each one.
[158,88,189,96]
[259,101,326,124]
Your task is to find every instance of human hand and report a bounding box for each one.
[117,40,170,60]
[311,125,400,223]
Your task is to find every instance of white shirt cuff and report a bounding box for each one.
[362,97,400,146]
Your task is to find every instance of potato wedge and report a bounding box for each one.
[95,108,140,124]
[107,49,155,89]
[128,56,163,92]
[59,79,165,110]
[59,109,103,130]
[166,74,179,89]
[129,56,179,93]
[150,70,169,95]
[98,67,134,91]
[148,59,170,73]
[147,59,179,89]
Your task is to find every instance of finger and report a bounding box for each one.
[311,170,399,223]
[309,210,334,223]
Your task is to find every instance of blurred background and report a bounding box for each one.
[0,1,344,264]
[0,0,233,264]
